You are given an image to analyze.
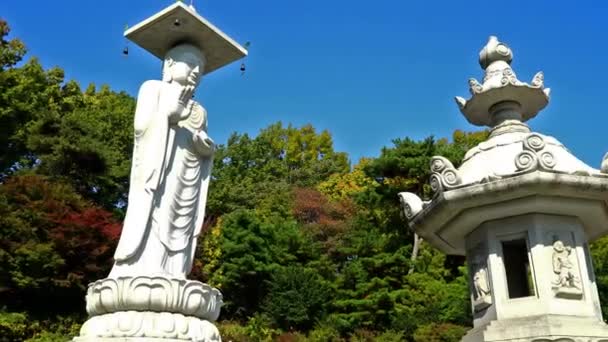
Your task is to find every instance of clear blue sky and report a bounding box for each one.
[3,0,608,167]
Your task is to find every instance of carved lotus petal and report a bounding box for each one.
[85,276,222,321]
[132,283,152,310]
[182,283,206,316]
[75,311,221,341]
[159,312,175,333]
[99,282,117,312]
[117,311,136,335]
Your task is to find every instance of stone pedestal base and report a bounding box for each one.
[73,276,223,342]
[73,311,220,341]
[462,315,608,342]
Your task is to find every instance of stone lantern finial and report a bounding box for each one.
[478,36,512,69]
[455,36,551,128]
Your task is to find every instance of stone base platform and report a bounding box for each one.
[74,339,195,342]
[73,276,223,341]
[73,311,220,341]
[74,339,202,342]
[462,315,608,341]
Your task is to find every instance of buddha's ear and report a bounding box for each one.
[162,58,174,82]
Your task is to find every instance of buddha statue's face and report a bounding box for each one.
[163,45,205,86]
[168,55,199,84]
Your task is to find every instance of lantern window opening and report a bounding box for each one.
[501,236,537,299]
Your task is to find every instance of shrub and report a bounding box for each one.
[217,320,250,342]
[244,314,279,342]
[25,331,71,342]
[307,323,343,342]
[0,311,33,342]
[375,330,405,342]
[349,329,377,342]
[413,323,468,342]
[276,331,307,342]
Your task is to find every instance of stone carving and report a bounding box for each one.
[479,173,503,184]
[523,133,545,151]
[500,67,520,86]
[601,152,608,174]
[109,44,214,280]
[473,267,491,299]
[74,3,250,340]
[514,133,556,172]
[85,277,222,321]
[75,43,223,342]
[398,192,424,220]
[551,240,583,299]
[468,78,483,95]
[454,36,550,127]
[514,150,538,171]
[531,71,546,89]
[74,311,220,341]
[470,254,492,312]
[429,156,462,194]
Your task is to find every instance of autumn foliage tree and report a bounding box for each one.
[0,174,121,315]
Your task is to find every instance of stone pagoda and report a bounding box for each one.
[73,2,247,341]
[399,36,608,341]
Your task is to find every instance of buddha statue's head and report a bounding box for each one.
[162,44,206,87]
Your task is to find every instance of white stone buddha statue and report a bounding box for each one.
[109,43,214,279]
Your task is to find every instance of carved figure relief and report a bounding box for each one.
[551,240,583,299]
[470,253,492,312]
[473,267,491,299]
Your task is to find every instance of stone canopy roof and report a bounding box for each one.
[431,125,602,194]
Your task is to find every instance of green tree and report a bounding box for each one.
[25,84,135,209]
[0,20,26,70]
[208,122,349,217]
[0,20,82,177]
[321,130,486,336]
[208,210,314,318]
[0,19,27,175]
[591,236,608,319]
[263,266,331,331]
[0,20,136,210]
[317,158,379,202]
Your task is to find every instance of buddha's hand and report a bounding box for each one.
[159,83,185,119]
[179,84,195,105]
[192,130,215,157]
[161,83,195,123]
[170,99,196,124]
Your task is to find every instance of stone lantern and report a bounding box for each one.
[399,36,608,341]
